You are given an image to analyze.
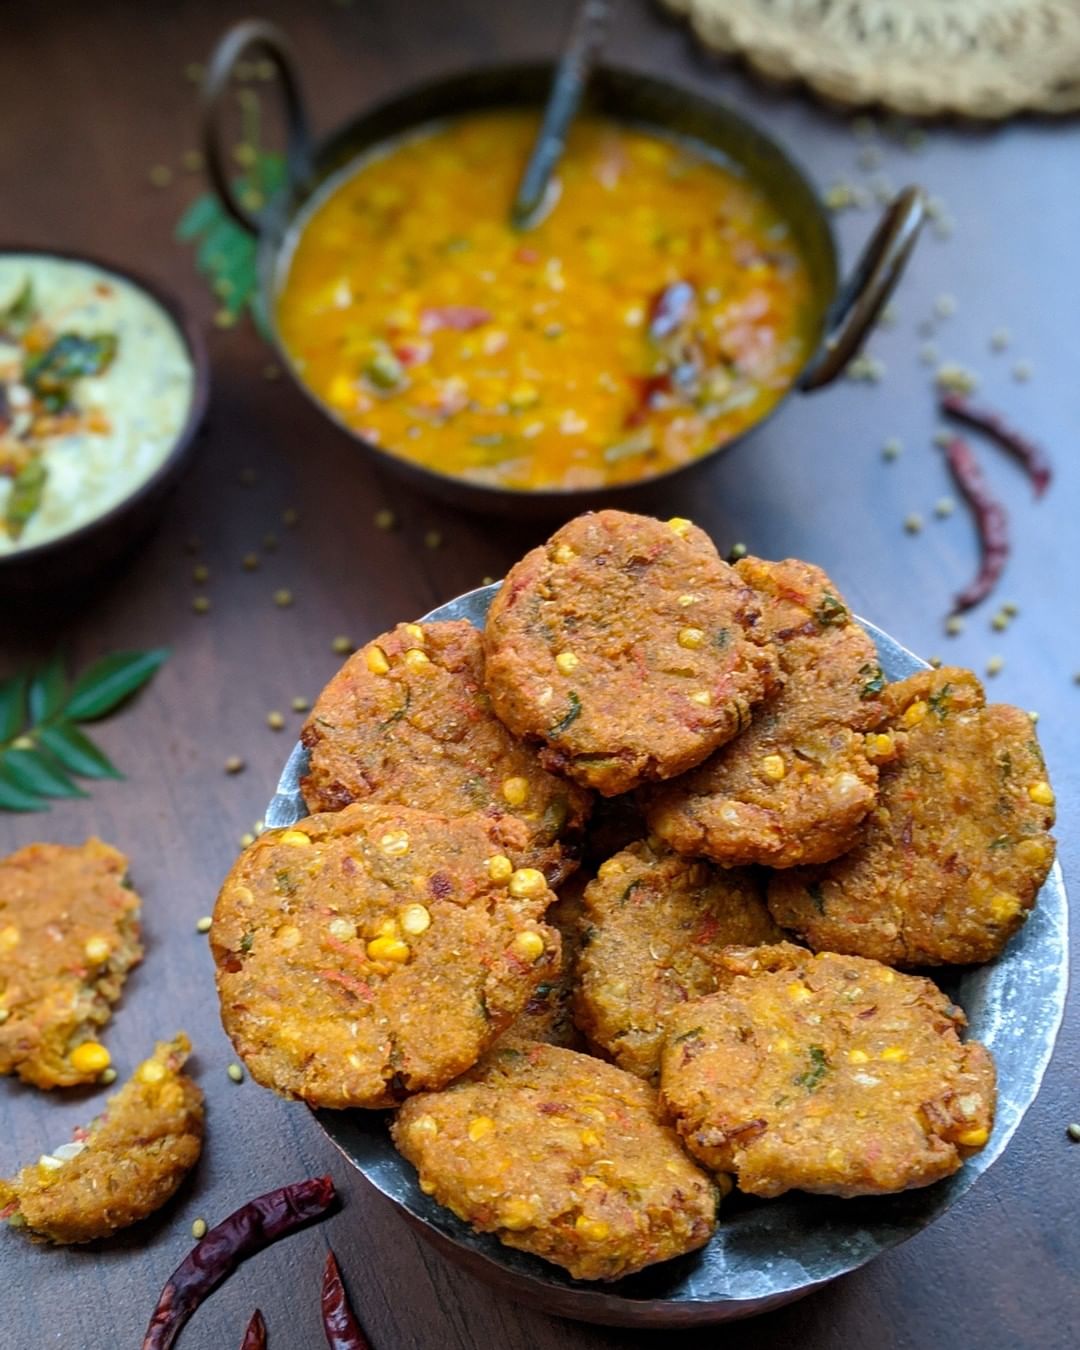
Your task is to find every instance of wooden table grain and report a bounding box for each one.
[2,2,1078,1347]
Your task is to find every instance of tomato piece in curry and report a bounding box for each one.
[276,111,814,491]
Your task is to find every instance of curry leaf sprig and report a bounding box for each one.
[0,649,168,812]
[175,82,285,334]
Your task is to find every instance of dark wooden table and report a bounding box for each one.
[2,1,1078,1346]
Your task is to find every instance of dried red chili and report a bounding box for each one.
[240,1309,267,1350]
[942,435,1011,613]
[141,1176,337,1350]
[941,393,1052,497]
[322,1250,374,1350]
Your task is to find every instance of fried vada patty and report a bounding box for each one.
[212,804,560,1108]
[574,841,780,1080]
[0,1035,203,1243]
[393,1042,720,1280]
[483,511,778,796]
[660,943,996,1198]
[766,667,1056,966]
[0,838,142,1089]
[645,557,890,868]
[301,619,591,885]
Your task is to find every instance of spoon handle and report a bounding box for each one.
[510,0,614,230]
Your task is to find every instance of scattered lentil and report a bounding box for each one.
[181,150,204,172]
[882,438,902,461]
[240,832,256,848]
[283,508,300,527]
[934,294,957,319]
[934,497,956,519]
[1028,711,1039,724]
[986,655,1005,677]
[374,508,397,531]
[267,711,285,731]
[919,343,939,366]
[242,552,260,571]
[225,756,245,775]
[263,363,281,381]
[990,328,1010,352]
[291,696,310,713]
[273,589,293,608]
[936,364,979,396]
[856,145,882,171]
[148,165,173,188]
[481,575,495,586]
[100,1067,117,1085]
[255,58,275,81]
[331,635,354,655]
[196,916,213,934]
[263,533,278,551]
[946,616,964,636]
[846,353,885,383]
[991,613,1009,632]
[192,564,209,584]
[877,302,898,329]
[213,309,237,330]
[929,655,943,669]
[1002,602,1019,617]
[424,529,443,550]
[191,1218,208,1239]
[1067,1123,1080,1142]
[183,61,205,83]
[227,1064,245,1084]
[192,596,211,614]
[729,541,748,560]
[1012,360,1033,382]
[904,514,923,534]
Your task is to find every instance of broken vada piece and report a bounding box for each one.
[0,1034,203,1243]
[0,838,142,1089]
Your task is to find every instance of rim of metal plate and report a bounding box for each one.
[264,583,1069,1327]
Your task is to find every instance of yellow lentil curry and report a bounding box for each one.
[276,111,814,491]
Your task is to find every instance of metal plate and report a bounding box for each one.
[265,584,1069,1327]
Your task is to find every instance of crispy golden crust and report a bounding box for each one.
[0,1035,203,1243]
[574,842,780,1079]
[301,620,592,885]
[393,1043,720,1280]
[766,668,1056,966]
[0,839,142,1089]
[212,804,560,1108]
[496,878,589,1052]
[645,558,889,868]
[483,511,778,795]
[660,943,996,1198]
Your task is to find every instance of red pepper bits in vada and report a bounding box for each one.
[659,944,996,1199]
[574,841,780,1080]
[301,619,591,885]
[0,838,142,1089]
[766,667,1056,966]
[211,804,561,1108]
[0,1034,203,1244]
[644,558,890,868]
[483,511,778,796]
[393,1042,721,1281]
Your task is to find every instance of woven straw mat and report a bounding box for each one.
[662,0,1080,118]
